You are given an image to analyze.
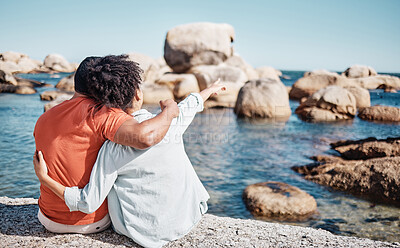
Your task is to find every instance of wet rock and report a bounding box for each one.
[40,90,73,101]
[142,84,174,104]
[0,70,17,85]
[44,94,72,112]
[55,73,75,92]
[295,86,357,122]
[355,75,400,90]
[343,86,370,109]
[330,137,400,160]
[43,54,75,73]
[358,105,400,122]
[342,65,377,78]
[377,84,398,93]
[191,64,247,108]
[164,22,234,72]
[256,66,282,81]
[0,84,36,94]
[15,76,49,88]
[242,182,317,220]
[234,79,291,119]
[292,155,400,206]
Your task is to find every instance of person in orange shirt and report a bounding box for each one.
[34,55,179,234]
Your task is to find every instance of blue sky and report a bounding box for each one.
[1,0,399,72]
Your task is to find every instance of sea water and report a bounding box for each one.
[0,71,399,242]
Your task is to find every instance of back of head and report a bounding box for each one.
[74,55,143,110]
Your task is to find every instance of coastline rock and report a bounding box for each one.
[355,75,400,90]
[242,182,317,220]
[0,70,18,85]
[234,79,291,119]
[156,73,199,100]
[55,73,75,92]
[191,64,247,108]
[142,84,174,104]
[164,22,235,72]
[292,155,400,206]
[0,84,36,94]
[331,137,400,160]
[40,90,73,101]
[224,55,259,80]
[44,94,72,111]
[358,105,400,122]
[256,66,282,81]
[342,65,377,78]
[0,51,42,74]
[0,197,394,248]
[295,86,357,122]
[343,86,370,109]
[304,69,339,78]
[43,54,75,73]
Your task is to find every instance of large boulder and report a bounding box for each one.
[342,65,377,78]
[191,64,247,108]
[343,86,370,109]
[142,84,174,104]
[295,86,357,122]
[256,66,282,81]
[43,54,75,72]
[292,155,400,206]
[0,70,17,85]
[156,73,199,100]
[331,137,400,160]
[224,55,259,80]
[353,75,400,90]
[242,182,317,220]
[304,69,339,78]
[358,105,400,122]
[164,22,235,73]
[126,52,169,83]
[234,79,291,119]
[55,73,75,92]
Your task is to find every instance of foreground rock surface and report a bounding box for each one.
[292,155,400,206]
[0,197,395,248]
[242,182,316,220]
[331,137,400,160]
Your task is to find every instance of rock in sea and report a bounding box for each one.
[295,86,357,122]
[164,22,235,73]
[242,181,317,220]
[234,78,291,119]
[358,105,400,122]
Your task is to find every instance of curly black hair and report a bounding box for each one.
[74,54,143,110]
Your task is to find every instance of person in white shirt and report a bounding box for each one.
[34,80,226,248]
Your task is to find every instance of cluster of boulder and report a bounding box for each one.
[291,66,400,122]
[0,51,77,95]
[292,137,400,206]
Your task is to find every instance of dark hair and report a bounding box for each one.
[74,54,143,110]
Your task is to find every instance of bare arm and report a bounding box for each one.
[33,151,65,200]
[113,99,179,149]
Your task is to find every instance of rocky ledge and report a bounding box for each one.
[0,197,397,248]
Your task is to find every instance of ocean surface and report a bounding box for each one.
[0,71,399,242]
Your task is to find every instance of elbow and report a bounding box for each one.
[136,127,158,149]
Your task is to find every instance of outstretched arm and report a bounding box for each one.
[114,99,179,149]
[174,79,226,134]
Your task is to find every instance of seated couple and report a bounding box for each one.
[33,55,226,248]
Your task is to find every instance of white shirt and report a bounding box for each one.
[64,93,210,248]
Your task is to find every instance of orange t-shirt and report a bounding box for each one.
[34,96,132,225]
